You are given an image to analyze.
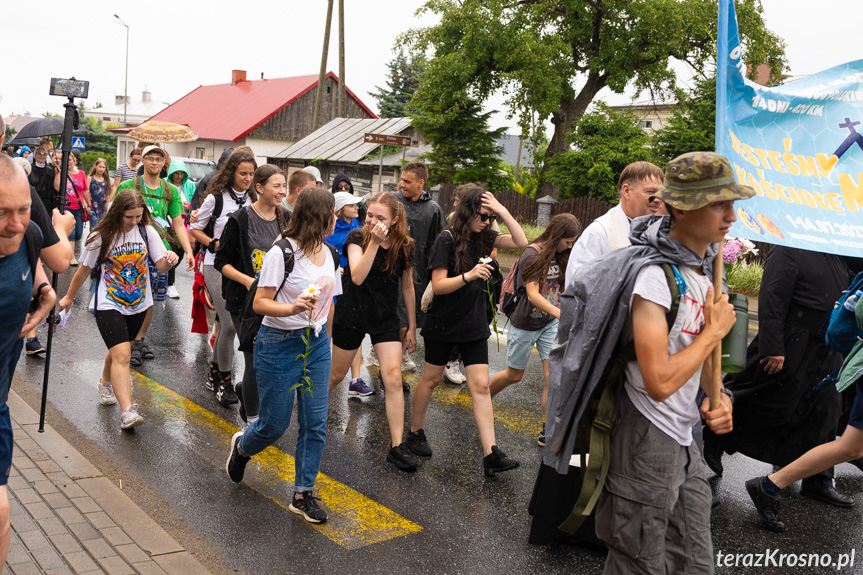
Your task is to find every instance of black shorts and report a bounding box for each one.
[424,337,488,367]
[332,324,401,351]
[95,309,147,350]
[0,405,11,486]
[849,381,863,430]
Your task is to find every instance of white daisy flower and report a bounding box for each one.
[479,257,493,264]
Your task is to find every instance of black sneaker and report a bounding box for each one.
[387,443,418,472]
[235,381,247,423]
[289,491,327,523]
[206,362,218,392]
[483,445,519,477]
[226,432,249,483]
[217,372,239,407]
[406,429,432,457]
[745,477,785,532]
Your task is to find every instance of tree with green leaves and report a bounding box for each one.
[411,90,510,191]
[546,105,653,202]
[650,75,717,166]
[402,0,786,197]
[371,50,426,118]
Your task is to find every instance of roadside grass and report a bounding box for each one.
[727,262,763,296]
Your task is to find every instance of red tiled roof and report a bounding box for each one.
[147,72,376,142]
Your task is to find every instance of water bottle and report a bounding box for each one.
[843,290,863,311]
[721,293,749,373]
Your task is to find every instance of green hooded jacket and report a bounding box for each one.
[167,159,196,204]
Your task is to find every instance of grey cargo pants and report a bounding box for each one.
[596,389,714,574]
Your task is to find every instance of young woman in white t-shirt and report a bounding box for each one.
[225,187,340,525]
[190,150,257,408]
[59,190,179,430]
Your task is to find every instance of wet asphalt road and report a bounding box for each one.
[11,264,863,574]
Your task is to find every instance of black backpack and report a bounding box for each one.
[237,239,339,353]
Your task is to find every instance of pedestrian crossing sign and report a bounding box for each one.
[71,137,85,150]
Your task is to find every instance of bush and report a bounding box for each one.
[727,262,763,296]
[499,222,544,243]
[80,152,117,175]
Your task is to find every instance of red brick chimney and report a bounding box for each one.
[232,70,247,84]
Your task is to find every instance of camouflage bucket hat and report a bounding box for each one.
[652,151,755,211]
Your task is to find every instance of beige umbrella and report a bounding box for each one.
[127,120,199,143]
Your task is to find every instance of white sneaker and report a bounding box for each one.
[166,285,180,299]
[98,379,117,406]
[444,361,466,384]
[366,348,380,367]
[120,404,144,430]
[401,352,417,372]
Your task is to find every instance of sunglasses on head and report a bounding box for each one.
[476,212,497,223]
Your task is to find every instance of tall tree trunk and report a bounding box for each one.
[536,72,605,199]
[313,0,335,131]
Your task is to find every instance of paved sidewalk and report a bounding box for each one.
[3,391,211,575]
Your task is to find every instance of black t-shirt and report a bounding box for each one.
[29,188,59,248]
[422,228,498,342]
[333,229,411,335]
[509,246,560,331]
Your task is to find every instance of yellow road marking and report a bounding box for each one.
[133,372,422,549]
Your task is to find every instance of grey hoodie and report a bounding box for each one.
[543,215,721,473]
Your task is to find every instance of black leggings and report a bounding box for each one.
[230,311,258,418]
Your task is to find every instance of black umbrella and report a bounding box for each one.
[8,117,83,145]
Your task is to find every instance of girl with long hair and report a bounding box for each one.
[190,150,257,408]
[408,185,528,476]
[226,187,340,525]
[215,164,288,428]
[329,192,418,471]
[87,158,112,227]
[488,213,581,446]
[58,189,178,430]
[53,151,90,265]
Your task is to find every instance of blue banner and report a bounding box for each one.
[717,0,863,256]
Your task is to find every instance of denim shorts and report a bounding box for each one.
[505,319,559,371]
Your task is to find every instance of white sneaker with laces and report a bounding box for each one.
[98,379,117,406]
[166,285,180,299]
[366,348,380,367]
[401,352,417,372]
[120,404,144,430]
[444,361,466,384]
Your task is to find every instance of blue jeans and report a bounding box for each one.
[68,208,83,242]
[240,324,330,491]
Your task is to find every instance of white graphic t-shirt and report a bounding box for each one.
[623,264,711,446]
[81,226,167,315]
[259,239,342,332]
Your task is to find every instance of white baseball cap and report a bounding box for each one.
[303,165,323,184]
[334,191,362,213]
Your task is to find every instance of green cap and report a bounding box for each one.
[652,151,754,211]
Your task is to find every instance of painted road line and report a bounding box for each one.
[133,372,422,550]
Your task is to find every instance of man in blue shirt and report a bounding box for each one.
[0,153,56,566]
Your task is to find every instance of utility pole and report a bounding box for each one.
[312,0,335,131]
[338,0,346,117]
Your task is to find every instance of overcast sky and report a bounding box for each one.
[2,0,861,132]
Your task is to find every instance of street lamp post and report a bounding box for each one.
[114,14,129,127]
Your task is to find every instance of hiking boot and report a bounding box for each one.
[348,378,376,396]
[226,431,249,483]
[25,337,46,356]
[387,443,418,472]
[235,381,247,423]
[206,362,219,392]
[443,360,465,384]
[401,352,417,372]
[140,339,155,360]
[97,379,117,406]
[166,285,180,299]
[130,340,143,367]
[406,429,432,457]
[120,404,144,430]
[216,372,239,407]
[483,445,519,477]
[289,491,327,524]
[745,477,785,533]
[366,348,380,367]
